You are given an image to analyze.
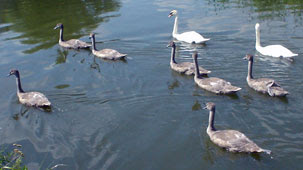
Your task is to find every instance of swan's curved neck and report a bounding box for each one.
[170,46,176,64]
[172,16,178,35]
[91,37,97,51]
[207,110,216,132]
[59,27,64,42]
[247,59,253,79]
[193,56,200,78]
[256,28,261,48]
[15,75,24,93]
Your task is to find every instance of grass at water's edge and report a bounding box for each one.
[0,144,27,170]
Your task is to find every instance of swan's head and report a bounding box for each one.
[167,41,176,48]
[243,54,253,61]
[203,102,216,111]
[89,33,95,39]
[255,23,260,30]
[168,10,178,17]
[8,69,20,78]
[54,23,63,30]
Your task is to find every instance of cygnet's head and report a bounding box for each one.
[89,33,95,39]
[8,69,20,78]
[255,23,260,30]
[243,54,254,61]
[192,52,198,59]
[203,102,216,111]
[54,23,63,30]
[167,41,176,48]
[168,10,178,17]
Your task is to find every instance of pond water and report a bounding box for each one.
[0,0,303,169]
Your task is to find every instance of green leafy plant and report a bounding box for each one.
[0,144,27,170]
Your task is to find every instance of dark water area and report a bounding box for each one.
[0,0,303,169]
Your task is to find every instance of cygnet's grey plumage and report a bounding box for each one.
[8,69,51,107]
[54,23,91,49]
[244,54,288,97]
[192,52,241,94]
[89,33,127,60]
[167,41,210,75]
[204,102,271,154]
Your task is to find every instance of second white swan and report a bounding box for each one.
[168,10,210,44]
[255,23,298,58]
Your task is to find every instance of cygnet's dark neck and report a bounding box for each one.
[247,58,254,79]
[193,56,200,78]
[170,45,176,64]
[91,36,97,51]
[15,74,24,93]
[208,109,216,132]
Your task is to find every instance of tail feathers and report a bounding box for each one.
[199,68,211,74]
[235,87,242,91]
[119,53,127,57]
[260,148,271,155]
[266,81,288,97]
[267,86,288,97]
[231,86,242,92]
[197,38,210,43]
[284,53,298,57]
[220,86,241,94]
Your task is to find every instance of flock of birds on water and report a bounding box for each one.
[8,9,300,155]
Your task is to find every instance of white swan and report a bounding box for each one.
[255,23,298,58]
[168,10,210,44]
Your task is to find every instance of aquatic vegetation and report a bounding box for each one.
[0,144,27,170]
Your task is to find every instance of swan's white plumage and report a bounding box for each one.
[255,23,298,58]
[173,31,210,44]
[169,10,210,44]
[256,45,298,58]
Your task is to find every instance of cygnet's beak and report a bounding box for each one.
[54,26,59,30]
[168,13,173,17]
[202,103,208,110]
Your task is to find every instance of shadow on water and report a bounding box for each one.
[56,48,69,64]
[54,84,70,89]
[12,106,29,121]
[167,79,180,90]
[89,56,101,73]
[0,0,122,53]
[254,53,294,67]
[192,100,202,111]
